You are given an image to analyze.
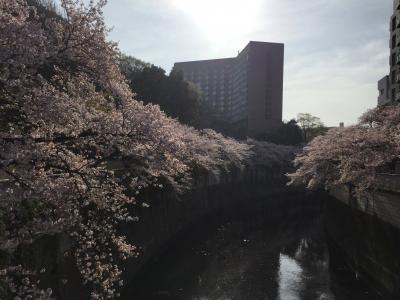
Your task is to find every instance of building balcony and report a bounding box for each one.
[397,53,400,64]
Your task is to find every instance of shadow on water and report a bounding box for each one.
[122,196,381,300]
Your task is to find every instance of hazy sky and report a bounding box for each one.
[95,1,392,126]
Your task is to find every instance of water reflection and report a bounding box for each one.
[123,207,377,300]
[278,254,303,300]
[278,240,334,300]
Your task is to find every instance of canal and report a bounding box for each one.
[122,194,381,300]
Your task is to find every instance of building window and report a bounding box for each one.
[392,53,396,66]
[393,35,397,49]
[392,70,396,84]
[393,17,397,31]
[392,88,396,101]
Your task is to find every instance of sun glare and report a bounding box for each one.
[171,0,262,44]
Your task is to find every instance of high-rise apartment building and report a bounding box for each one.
[173,41,284,137]
[378,0,400,106]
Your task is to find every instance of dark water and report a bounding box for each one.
[124,201,380,300]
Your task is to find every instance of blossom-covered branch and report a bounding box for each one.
[0,1,295,299]
[288,105,400,194]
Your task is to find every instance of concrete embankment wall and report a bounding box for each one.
[328,180,400,299]
[8,168,312,299]
[330,179,400,230]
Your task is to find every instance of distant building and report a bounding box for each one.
[173,41,284,137]
[378,0,400,106]
[378,75,390,105]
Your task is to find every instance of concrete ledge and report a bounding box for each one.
[329,185,400,230]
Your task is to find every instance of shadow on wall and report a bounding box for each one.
[325,196,400,299]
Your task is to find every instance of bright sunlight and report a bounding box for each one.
[171,0,262,44]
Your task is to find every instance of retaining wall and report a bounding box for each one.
[327,178,400,299]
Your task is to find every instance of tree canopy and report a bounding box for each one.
[264,119,303,146]
[120,55,201,126]
[296,113,327,143]
[288,106,400,196]
[0,1,296,299]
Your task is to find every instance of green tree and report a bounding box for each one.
[296,113,327,143]
[275,119,304,145]
[257,119,303,145]
[120,55,201,126]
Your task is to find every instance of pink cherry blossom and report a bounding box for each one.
[288,105,400,196]
[0,1,296,298]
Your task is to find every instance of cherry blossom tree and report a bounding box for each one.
[0,1,296,299]
[288,106,400,195]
